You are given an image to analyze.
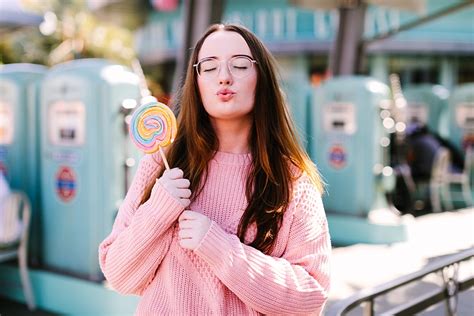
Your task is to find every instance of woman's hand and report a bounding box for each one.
[178,210,212,250]
[156,168,191,207]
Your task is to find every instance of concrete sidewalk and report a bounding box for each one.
[325,208,474,315]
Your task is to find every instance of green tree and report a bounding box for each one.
[1,0,146,66]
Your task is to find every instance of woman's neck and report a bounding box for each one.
[211,118,251,154]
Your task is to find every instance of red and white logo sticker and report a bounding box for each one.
[56,166,76,202]
[328,144,347,169]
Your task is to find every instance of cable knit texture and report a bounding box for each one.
[99,151,331,315]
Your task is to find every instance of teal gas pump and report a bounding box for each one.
[447,83,474,153]
[404,84,450,136]
[311,76,411,245]
[0,63,47,264]
[40,59,141,280]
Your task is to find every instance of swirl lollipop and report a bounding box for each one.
[129,99,177,170]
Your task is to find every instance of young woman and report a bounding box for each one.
[99,23,331,315]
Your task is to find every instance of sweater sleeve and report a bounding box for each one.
[98,153,185,296]
[193,174,331,315]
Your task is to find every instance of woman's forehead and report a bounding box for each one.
[198,30,252,60]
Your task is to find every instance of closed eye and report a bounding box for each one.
[203,67,217,72]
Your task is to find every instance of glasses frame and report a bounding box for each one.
[193,55,258,79]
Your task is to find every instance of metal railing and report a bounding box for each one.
[326,247,474,316]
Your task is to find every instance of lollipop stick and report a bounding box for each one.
[159,146,171,170]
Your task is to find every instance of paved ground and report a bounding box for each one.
[0,297,57,316]
[326,207,474,315]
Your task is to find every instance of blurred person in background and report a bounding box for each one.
[406,122,464,182]
[99,23,331,315]
[0,172,9,203]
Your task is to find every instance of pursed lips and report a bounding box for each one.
[217,88,236,96]
[216,88,236,101]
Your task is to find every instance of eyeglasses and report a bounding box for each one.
[193,56,257,79]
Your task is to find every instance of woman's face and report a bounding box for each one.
[196,30,257,124]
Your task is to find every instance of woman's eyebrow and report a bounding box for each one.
[199,54,253,60]
[199,56,218,60]
[232,54,253,58]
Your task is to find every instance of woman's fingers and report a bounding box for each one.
[157,168,192,204]
[179,198,190,208]
[164,168,184,179]
[177,189,192,199]
[178,227,192,239]
[173,178,191,188]
[178,210,195,221]
[177,210,212,250]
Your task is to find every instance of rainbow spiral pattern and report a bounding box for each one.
[129,100,177,154]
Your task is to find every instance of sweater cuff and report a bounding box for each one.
[140,182,185,225]
[193,221,234,270]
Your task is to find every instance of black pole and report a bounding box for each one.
[329,1,367,76]
[172,0,224,113]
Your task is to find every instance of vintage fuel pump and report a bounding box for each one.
[40,59,141,280]
[311,76,412,245]
[0,63,47,263]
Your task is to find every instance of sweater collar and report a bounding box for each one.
[212,151,252,166]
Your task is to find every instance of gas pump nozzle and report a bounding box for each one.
[120,98,137,134]
[389,74,408,143]
[131,58,153,100]
[120,98,137,114]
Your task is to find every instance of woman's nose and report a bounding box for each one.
[218,63,232,85]
[219,77,231,85]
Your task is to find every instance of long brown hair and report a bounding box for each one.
[141,24,323,254]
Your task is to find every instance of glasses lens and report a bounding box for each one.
[196,57,255,79]
[197,59,219,78]
[229,57,253,78]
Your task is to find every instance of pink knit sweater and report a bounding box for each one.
[99,151,331,315]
